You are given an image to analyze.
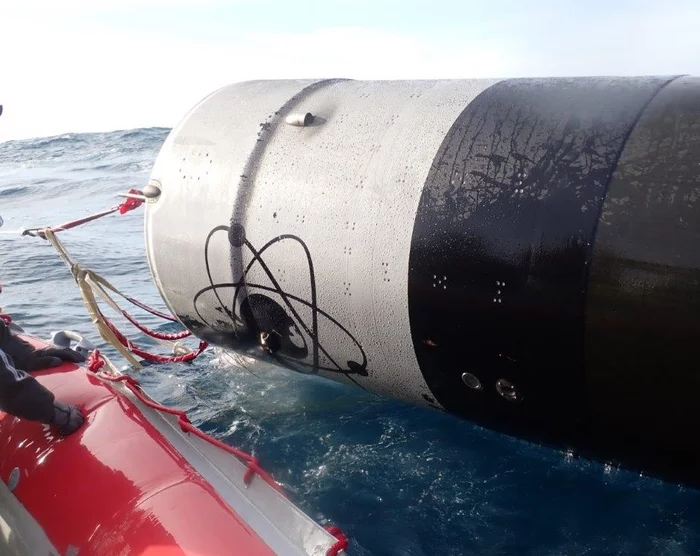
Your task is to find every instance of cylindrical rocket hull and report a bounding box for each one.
[144,77,700,487]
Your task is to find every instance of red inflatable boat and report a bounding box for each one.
[0,333,347,556]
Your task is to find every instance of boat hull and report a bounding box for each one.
[0,335,341,555]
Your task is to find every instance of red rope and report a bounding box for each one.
[123,296,179,322]
[26,189,144,238]
[87,349,105,372]
[118,307,191,341]
[104,316,206,363]
[0,314,12,324]
[131,342,208,364]
[88,349,285,495]
[325,525,349,556]
[118,193,144,215]
[102,315,209,363]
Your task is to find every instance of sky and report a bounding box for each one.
[1,0,699,142]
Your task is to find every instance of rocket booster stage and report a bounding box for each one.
[144,77,700,487]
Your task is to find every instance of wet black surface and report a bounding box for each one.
[586,76,700,484]
[408,77,670,449]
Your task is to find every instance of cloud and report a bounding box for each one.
[1,2,699,142]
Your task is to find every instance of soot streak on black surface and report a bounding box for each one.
[408,77,671,446]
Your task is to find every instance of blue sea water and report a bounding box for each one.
[1,128,699,556]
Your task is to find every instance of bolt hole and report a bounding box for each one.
[496,379,521,403]
[461,372,482,391]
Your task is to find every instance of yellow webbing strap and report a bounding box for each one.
[43,228,144,370]
[83,271,182,354]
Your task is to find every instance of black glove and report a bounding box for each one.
[51,401,85,435]
[0,321,86,433]
[22,346,86,371]
[0,321,85,372]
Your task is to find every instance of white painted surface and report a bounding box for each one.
[145,79,324,329]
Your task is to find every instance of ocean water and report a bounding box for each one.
[1,128,699,556]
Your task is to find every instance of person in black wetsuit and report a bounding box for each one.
[0,320,85,435]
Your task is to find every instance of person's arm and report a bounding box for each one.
[0,321,85,434]
[0,347,55,422]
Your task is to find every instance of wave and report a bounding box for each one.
[0,185,32,199]
[0,127,171,167]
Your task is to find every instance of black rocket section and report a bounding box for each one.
[585,76,700,484]
[407,78,671,449]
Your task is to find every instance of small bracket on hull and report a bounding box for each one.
[285,112,315,127]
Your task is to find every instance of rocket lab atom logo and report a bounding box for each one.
[192,223,368,385]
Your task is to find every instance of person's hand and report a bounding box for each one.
[24,346,86,371]
[0,325,86,372]
[51,401,85,435]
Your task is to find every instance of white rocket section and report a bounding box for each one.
[145,79,498,408]
[145,80,320,326]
